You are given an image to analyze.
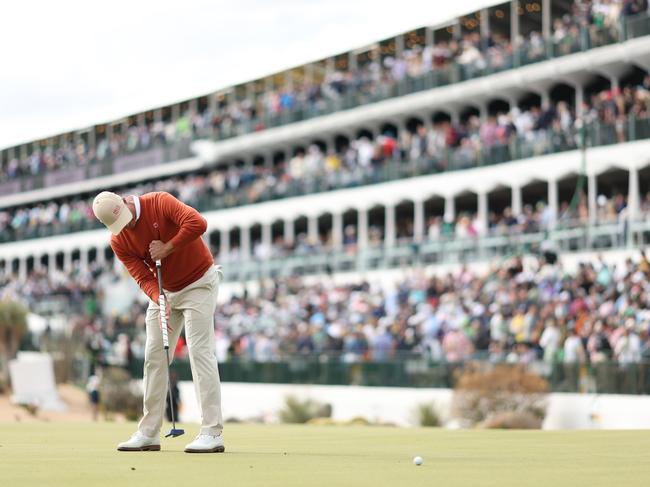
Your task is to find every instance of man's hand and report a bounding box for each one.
[149,240,174,261]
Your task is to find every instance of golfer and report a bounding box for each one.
[92,190,224,453]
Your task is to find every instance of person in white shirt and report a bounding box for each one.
[563,327,586,364]
[615,320,642,365]
[563,325,586,391]
[539,319,561,362]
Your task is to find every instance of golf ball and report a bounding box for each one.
[413,456,423,466]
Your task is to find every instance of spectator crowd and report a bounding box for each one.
[2,81,649,244]
[3,251,650,373]
[1,0,646,182]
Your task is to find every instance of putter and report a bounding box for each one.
[156,260,185,438]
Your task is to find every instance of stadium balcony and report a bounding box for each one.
[0,105,650,244]
[2,94,650,243]
[2,136,650,282]
[2,6,650,203]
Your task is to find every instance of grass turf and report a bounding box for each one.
[0,423,649,487]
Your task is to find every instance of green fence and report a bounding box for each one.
[126,357,650,395]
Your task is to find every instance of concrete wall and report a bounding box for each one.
[175,381,650,430]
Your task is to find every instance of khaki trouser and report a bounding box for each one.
[138,265,223,438]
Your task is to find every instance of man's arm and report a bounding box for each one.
[111,240,159,302]
[149,192,208,260]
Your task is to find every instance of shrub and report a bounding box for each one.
[481,411,543,429]
[99,367,142,421]
[415,402,442,427]
[279,396,332,424]
[452,363,548,428]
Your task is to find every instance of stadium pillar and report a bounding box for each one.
[89,128,96,151]
[33,254,42,273]
[575,85,584,117]
[220,229,230,260]
[113,252,122,274]
[479,102,488,123]
[261,223,272,251]
[548,179,558,229]
[48,251,56,276]
[332,212,343,249]
[422,113,433,132]
[610,76,619,93]
[284,219,295,245]
[628,166,640,226]
[209,95,217,118]
[540,90,550,109]
[63,251,73,273]
[80,247,89,271]
[308,216,319,245]
[512,185,522,216]
[414,199,425,243]
[511,1,520,63]
[18,257,27,282]
[96,246,105,266]
[395,34,404,58]
[478,192,488,235]
[444,196,456,222]
[450,110,460,126]
[588,173,597,226]
[480,9,489,52]
[385,205,396,247]
[241,226,251,261]
[358,209,368,249]
[264,152,273,169]
[542,0,551,42]
[425,27,433,48]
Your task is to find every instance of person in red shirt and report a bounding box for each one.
[92,191,224,453]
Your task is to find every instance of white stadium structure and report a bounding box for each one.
[3,0,650,426]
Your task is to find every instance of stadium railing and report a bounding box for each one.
[3,11,649,196]
[224,14,650,140]
[215,220,648,282]
[122,355,650,395]
[4,114,649,244]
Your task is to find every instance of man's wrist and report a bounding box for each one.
[164,242,175,257]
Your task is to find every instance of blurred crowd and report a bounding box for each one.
[4,252,650,370]
[2,0,646,182]
[3,81,649,243]
[212,253,650,367]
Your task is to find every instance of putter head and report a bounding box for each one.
[165,428,185,438]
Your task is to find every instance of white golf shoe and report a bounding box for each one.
[117,431,160,452]
[184,433,225,453]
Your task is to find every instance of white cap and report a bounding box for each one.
[92,191,133,235]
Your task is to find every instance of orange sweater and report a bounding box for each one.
[110,192,213,302]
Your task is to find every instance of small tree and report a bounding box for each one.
[279,396,332,424]
[0,300,28,388]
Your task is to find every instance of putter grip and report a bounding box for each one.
[155,260,169,350]
[159,294,169,349]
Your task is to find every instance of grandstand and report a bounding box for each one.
[2,0,650,397]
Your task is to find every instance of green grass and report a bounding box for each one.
[1,423,649,487]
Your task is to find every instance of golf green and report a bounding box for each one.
[1,423,648,487]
